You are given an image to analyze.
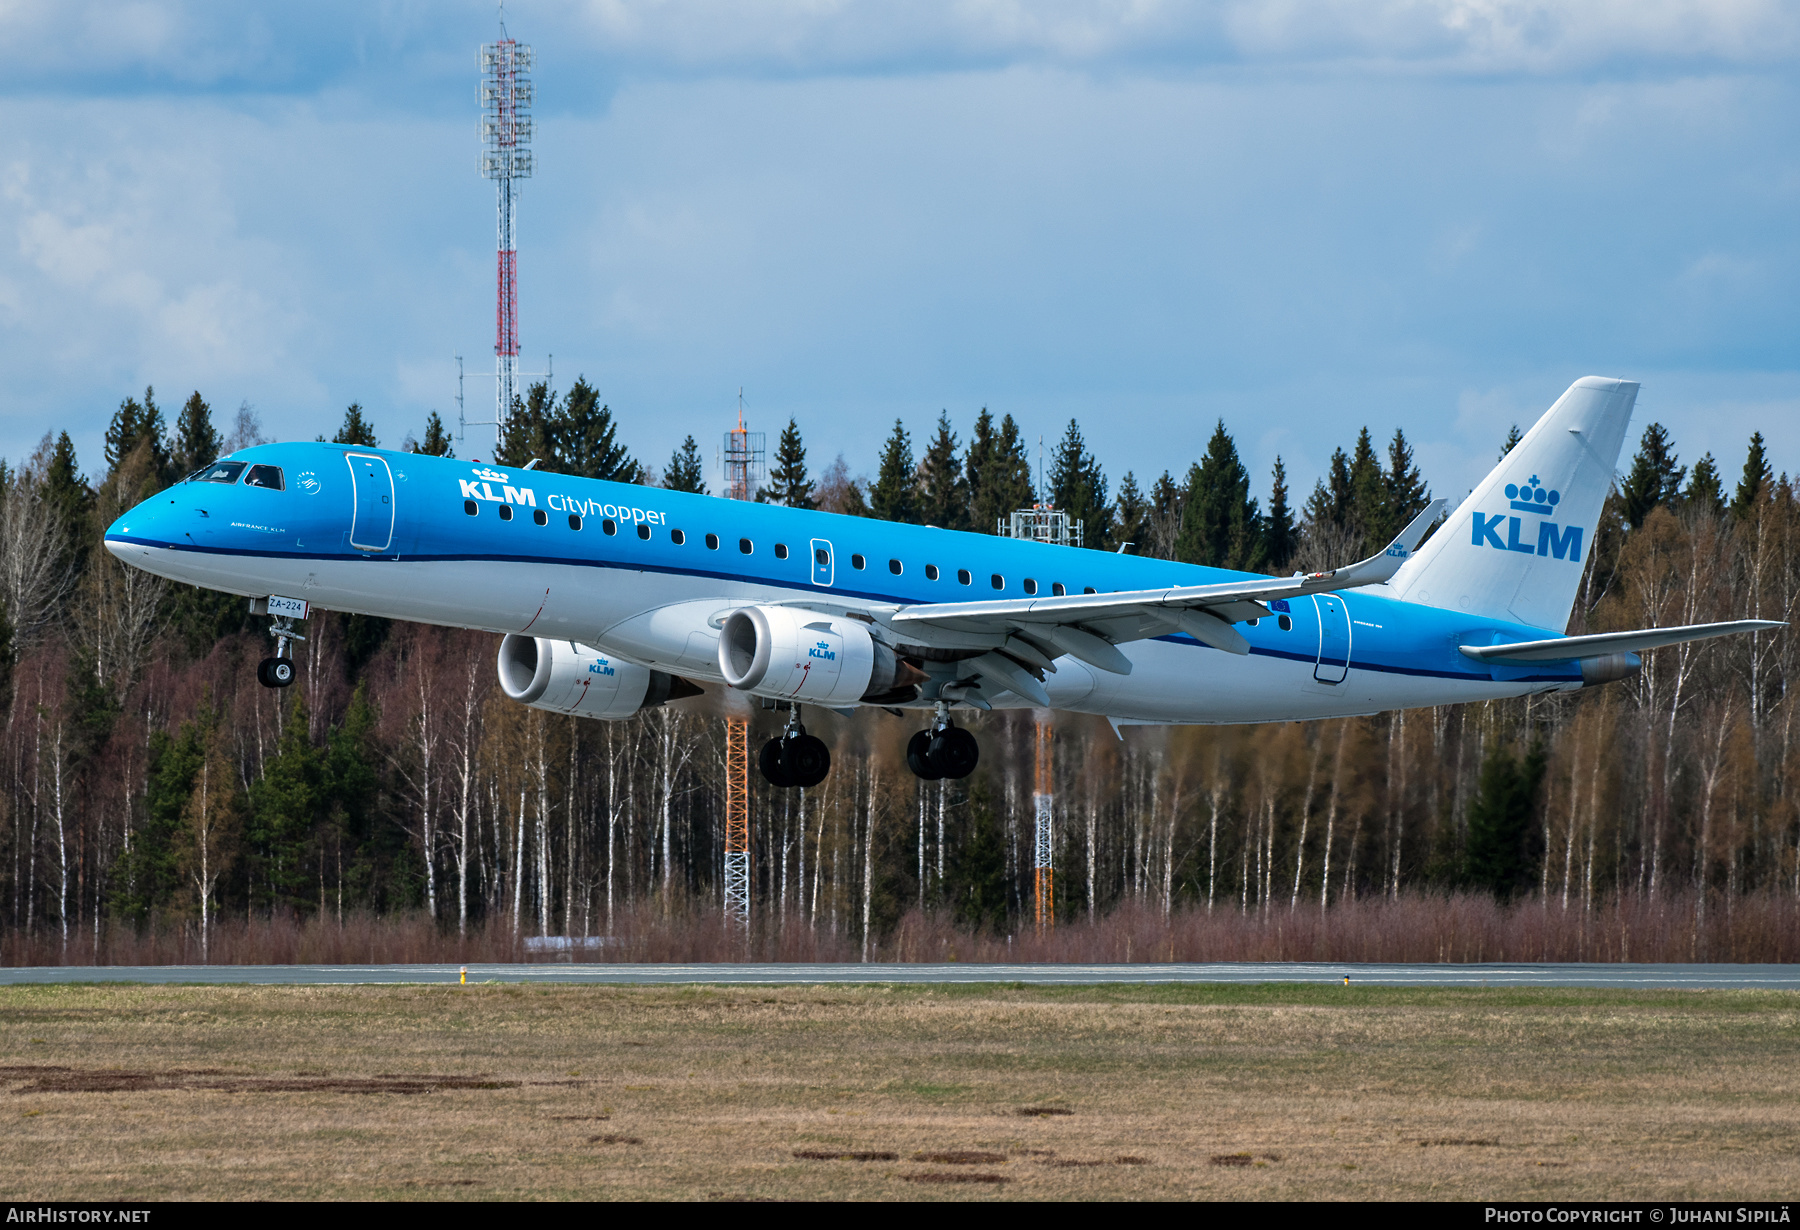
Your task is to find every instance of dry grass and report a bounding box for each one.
[0,982,1796,1200]
[10,889,1800,966]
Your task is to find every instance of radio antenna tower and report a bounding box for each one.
[480,11,534,451]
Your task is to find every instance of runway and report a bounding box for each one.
[1,962,1797,988]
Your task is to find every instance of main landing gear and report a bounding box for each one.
[759,709,831,790]
[257,610,304,690]
[906,703,979,781]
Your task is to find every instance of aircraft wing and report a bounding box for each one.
[887,499,1447,676]
[1458,619,1786,663]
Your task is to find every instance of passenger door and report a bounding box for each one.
[1312,593,1350,684]
[810,538,834,587]
[345,453,395,552]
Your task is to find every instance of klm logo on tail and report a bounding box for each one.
[1471,474,1583,562]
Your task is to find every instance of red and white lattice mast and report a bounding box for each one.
[480,20,533,450]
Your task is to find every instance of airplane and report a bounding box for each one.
[104,376,1782,788]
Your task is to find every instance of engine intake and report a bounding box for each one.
[497,634,699,720]
[718,606,920,705]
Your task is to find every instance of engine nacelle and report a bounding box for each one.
[497,634,697,720]
[718,606,917,705]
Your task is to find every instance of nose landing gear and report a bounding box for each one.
[906,703,979,781]
[758,709,831,789]
[257,609,305,690]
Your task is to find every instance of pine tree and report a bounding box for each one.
[496,381,555,467]
[915,412,968,530]
[44,432,90,544]
[1110,471,1147,554]
[1463,741,1547,900]
[1685,453,1725,519]
[557,377,639,482]
[870,419,918,524]
[1048,419,1109,548]
[763,418,814,509]
[1620,423,1685,529]
[1732,432,1773,519]
[1176,420,1262,570]
[334,403,379,448]
[104,386,173,484]
[414,411,454,458]
[1500,423,1523,459]
[172,392,222,475]
[664,436,708,495]
[1382,428,1430,544]
[1145,470,1183,560]
[1264,457,1297,572]
[966,410,1033,534]
[1348,427,1386,543]
[1304,447,1354,532]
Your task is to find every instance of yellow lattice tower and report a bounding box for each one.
[723,717,750,928]
[1033,714,1054,930]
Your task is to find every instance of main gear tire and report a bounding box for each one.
[927,726,980,779]
[906,729,943,780]
[758,737,794,788]
[784,734,831,788]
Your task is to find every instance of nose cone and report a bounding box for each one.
[105,494,175,556]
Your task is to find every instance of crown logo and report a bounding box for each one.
[471,466,509,483]
[1504,474,1560,515]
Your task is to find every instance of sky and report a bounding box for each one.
[1,0,1796,508]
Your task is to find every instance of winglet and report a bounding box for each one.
[1305,499,1447,590]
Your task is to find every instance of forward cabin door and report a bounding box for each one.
[1312,593,1350,684]
[346,453,395,552]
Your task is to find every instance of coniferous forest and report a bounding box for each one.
[2,382,1797,965]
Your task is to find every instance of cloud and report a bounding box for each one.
[1,0,1796,99]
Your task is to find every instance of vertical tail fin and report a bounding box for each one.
[1387,376,1637,632]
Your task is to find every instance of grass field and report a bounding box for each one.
[1,981,1796,1200]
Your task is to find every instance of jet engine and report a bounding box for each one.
[718,606,922,705]
[497,634,699,720]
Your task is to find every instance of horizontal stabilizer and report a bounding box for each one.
[1458,620,1785,663]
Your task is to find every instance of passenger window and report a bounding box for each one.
[672,529,686,545]
[1278,614,1293,632]
[637,523,651,540]
[990,574,1004,590]
[603,519,618,535]
[1248,617,1260,627]
[568,513,582,530]
[957,569,971,585]
[1023,579,1038,596]
[244,464,284,490]
[465,500,479,516]
[1083,587,1096,594]
[925,565,939,581]
[705,533,720,549]
[774,543,789,560]
[888,559,903,575]
[499,505,514,522]
[529,509,545,526]
[193,461,247,484]
[739,538,753,554]
[852,554,866,570]
[1052,582,1066,596]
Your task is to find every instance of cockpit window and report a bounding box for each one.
[244,465,285,490]
[192,461,246,484]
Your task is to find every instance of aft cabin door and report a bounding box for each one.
[346,453,395,552]
[1312,594,1350,684]
[810,538,834,587]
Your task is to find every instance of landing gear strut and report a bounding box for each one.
[906,702,979,781]
[758,708,831,789]
[257,612,303,689]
